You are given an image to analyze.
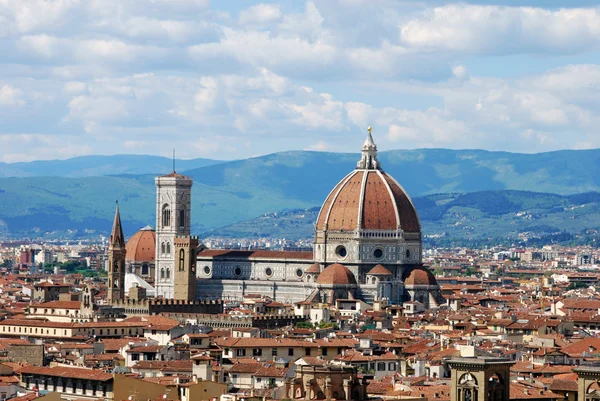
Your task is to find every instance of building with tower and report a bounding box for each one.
[109,127,444,308]
[107,203,126,303]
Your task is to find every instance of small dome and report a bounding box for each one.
[126,227,156,262]
[306,263,321,274]
[317,263,357,285]
[368,264,392,275]
[403,267,437,286]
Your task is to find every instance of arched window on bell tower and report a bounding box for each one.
[162,204,171,227]
[179,210,185,228]
[179,249,185,271]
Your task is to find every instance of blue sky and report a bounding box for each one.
[1,0,600,162]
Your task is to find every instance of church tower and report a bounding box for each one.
[155,171,193,299]
[174,236,199,300]
[107,203,126,303]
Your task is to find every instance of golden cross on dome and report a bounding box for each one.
[367,126,372,133]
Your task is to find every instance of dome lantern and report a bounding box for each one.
[357,126,380,170]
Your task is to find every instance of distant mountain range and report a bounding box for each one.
[2,148,600,240]
[208,191,600,246]
[0,155,222,178]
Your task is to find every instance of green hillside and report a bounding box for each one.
[2,147,600,239]
[206,191,600,246]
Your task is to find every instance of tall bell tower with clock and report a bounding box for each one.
[154,171,193,298]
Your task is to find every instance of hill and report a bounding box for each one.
[0,155,223,178]
[206,191,600,246]
[2,147,600,239]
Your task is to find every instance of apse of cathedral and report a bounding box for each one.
[108,128,444,308]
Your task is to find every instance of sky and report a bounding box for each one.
[2,0,600,162]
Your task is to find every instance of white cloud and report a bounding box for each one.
[400,5,600,54]
[2,1,600,162]
[239,4,282,26]
[0,84,24,106]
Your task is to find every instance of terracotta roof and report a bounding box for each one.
[368,264,392,275]
[30,300,80,309]
[126,227,156,262]
[197,249,312,260]
[403,267,438,286]
[133,360,192,372]
[19,366,112,381]
[315,169,420,232]
[306,263,321,274]
[317,263,357,285]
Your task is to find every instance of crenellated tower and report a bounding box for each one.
[107,202,126,303]
[174,236,199,300]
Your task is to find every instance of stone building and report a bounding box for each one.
[285,365,367,401]
[109,128,444,308]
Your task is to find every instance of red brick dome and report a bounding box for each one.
[317,263,357,285]
[306,263,321,274]
[126,226,156,262]
[315,169,420,233]
[368,264,392,275]
[403,267,437,286]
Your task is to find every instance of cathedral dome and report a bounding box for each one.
[126,226,156,262]
[315,129,420,234]
[367,264,392,275]
[317,263,357,285]
[403,267,437,286]
[306,263,321,274]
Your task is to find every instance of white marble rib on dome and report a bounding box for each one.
[125,273,155,297]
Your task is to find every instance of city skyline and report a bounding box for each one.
[2,1,600,162]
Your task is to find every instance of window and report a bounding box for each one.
[166,242,171,255]
[322,348,328,356]
[335,245,347,258]
[265,267,273,277]
[288,348,294,357]
[373,248,383,259]
[389,363,396,371]
[162,204,171,227]
[179,210,185,227]
[234,267,242,276]
[272,348,277,357]
[166,269,170,279]
[377,362,386,371]
[236,349,246,357]
[256,378,262,383]
[132,354,140,361]
[179,249,186,271]
[161,243,166,254]
[204,266,211,275]
[161,269,165,280]
[253,348,262,357]
[296,269,303,278]
[142,264,149,275]
[305,348,311,356]
[231,374,238,384]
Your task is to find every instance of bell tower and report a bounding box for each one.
[155,171,193,299]
[107,202,126,303]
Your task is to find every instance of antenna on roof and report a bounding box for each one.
[173,149,176,173]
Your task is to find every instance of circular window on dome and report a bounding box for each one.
[296,269,303,278]
[265,267,273,277]
[373,248,384,259]
[335,245,347,258]
[406,249,411,260]
[233,267,242,276]
[203,266,211,275]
